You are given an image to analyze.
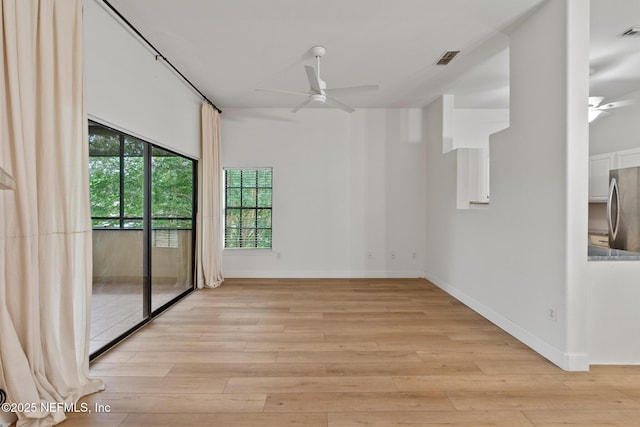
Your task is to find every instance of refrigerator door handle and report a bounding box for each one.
[608,177,620,241]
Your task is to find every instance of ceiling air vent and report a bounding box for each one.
[620,26,640,37]
[436,50,460,65]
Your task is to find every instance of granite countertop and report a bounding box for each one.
[588,245,640,261]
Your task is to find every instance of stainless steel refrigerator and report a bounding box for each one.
[608,167,640,252]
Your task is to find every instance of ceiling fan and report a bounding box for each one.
[588,96,634,122]
[256,46,379,113]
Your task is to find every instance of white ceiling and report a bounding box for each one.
[590,0,640,103]
[106,0,640,111]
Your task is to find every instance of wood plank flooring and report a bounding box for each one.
[65,278,640,426]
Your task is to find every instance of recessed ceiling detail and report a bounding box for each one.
[436,51,460,65]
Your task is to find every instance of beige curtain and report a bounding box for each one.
[196,103,224,288]
[0,1,104,426]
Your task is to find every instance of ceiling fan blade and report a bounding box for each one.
[255,88,310,96]
[305,65,322,93]
[325,96,355,113]
[325,85,379,97]
[292,98,312,113]
[588,96,605,108]
[598,99,635,110]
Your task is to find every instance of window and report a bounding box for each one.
[224,168,272,248]
[88,125,144,228]
[88,123,195,230]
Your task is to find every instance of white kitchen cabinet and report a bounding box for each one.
[615,147,640,169]
[589,153,614,202]
[456,147,490,209]
[589,148,640,202]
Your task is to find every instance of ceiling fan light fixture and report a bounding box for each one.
[310,93,327,104]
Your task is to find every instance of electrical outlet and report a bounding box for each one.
[367,252,373,260]
[391,250,396,260]
[548,308,557,322]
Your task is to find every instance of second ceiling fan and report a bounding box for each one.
[257,46,379,113]
[588,96,634,122]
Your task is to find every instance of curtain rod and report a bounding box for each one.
[100,0,222,114]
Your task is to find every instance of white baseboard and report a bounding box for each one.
[587,360,640,366]
[222,270,426,279]
[563,352,590,371]
[424,270,589,372]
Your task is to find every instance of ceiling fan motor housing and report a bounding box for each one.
[310,45,326,57]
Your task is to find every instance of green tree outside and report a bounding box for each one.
[89,125,194,229]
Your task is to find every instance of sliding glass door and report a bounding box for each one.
[88,121,196,358]
[151,146,195,311]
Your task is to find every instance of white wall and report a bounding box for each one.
[84,0,201,158]
[588,262,640,363]
[220,108,426,278]
[452,109,509,150]
[424,0,590,370]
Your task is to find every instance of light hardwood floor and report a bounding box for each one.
[65,278,640,426]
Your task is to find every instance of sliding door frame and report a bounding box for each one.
[88,120,197,361]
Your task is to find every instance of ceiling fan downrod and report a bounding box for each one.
[311,45,326,82]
